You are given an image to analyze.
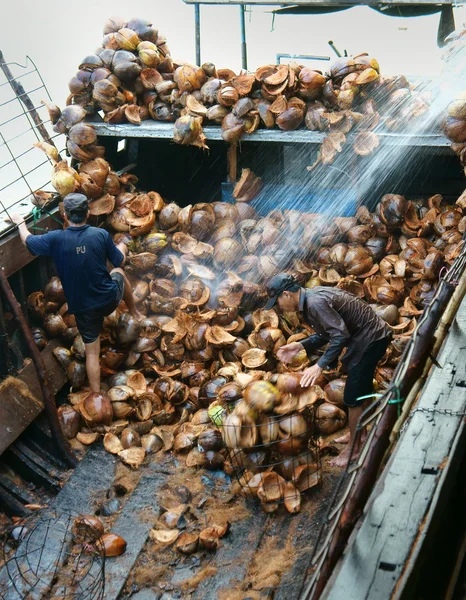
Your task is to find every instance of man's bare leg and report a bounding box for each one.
[85,337,101,393]
[335,397,372,444]
[335,428,368,445]
[111,267,144,321]
[329,404,365,468]
[334,431,350,444]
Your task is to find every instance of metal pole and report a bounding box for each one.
[0,266,78,468]
[194,3,201,66]
[0,51,56,148]
[328,40,342,58]
[240,5,248,71]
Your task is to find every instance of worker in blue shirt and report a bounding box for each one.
[10,193,143,393]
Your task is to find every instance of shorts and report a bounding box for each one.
[74,273,124,344]
[343,336,391,408]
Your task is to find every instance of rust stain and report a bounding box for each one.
[438,456,449,470]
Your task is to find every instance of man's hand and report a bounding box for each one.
[8,213,24,226]
[300,364,323,388]
[8,213,31,246]
[276,342,304,364]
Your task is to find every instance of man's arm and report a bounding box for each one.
[9,214,32,246]
[300,333,328,356]
[116,242,127,266]
[9,213,56,256]
[105,232,125,268]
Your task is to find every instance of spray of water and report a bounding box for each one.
[199,27,466,290]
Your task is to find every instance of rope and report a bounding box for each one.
[387,383,405,417]
[30,205,63,232]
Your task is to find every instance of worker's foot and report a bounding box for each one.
[334,431,350,444]
[329,447,352,469]
[335,427,367,446]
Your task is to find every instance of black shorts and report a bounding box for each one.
[343,336,391,408]
[74,273,124,344]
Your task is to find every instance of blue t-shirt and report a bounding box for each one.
[26,225,124,314]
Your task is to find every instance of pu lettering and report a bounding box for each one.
[76,245,86,254]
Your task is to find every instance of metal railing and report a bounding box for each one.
[0,51,64,238]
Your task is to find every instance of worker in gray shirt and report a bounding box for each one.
[265,273,391,468]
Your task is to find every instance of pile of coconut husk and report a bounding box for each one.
[29,134,466,510]
[44,15,434,166]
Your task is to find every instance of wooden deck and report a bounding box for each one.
[0,443,343,600]
[322,294,466,599]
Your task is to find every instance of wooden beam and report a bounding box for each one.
[227,143,238,182]
[0,211,62,277]
[88,119,452,148]
[323,296,466,600]
[0,339,67,456]
[182,0,454,5]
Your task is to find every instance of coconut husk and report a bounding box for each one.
[292,465,321,492]
[187,264,216,280]
[149,529,179,545]
[354,131,380,156]
[89,194,115,215]
[103,432,123,454]
[118,447,146,469]
[161,313,189,343]
[128,194,154,217]
[186,94,208,118]
[283,481,301,513]
[77,432,99,445]
[126,371,147,397]
[233,168,262,203]
[265,65,290,86]
[241,348,267,368]
[230,74,255,96]
[150,427,174,451]
[205,326,236,347]
[257,472,286,503]
[128,211,156,236]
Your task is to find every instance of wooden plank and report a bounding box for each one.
[227,143,237,182]
[274,472,342,599]
[103,462,170,600]
[0,445,115,600]
[89,120,452,148]
[323,298,466,600]
[190,504,268,600]
[0,339,67,455]
[0,210,62,277]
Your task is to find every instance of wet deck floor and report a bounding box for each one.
[0,441,345,600]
